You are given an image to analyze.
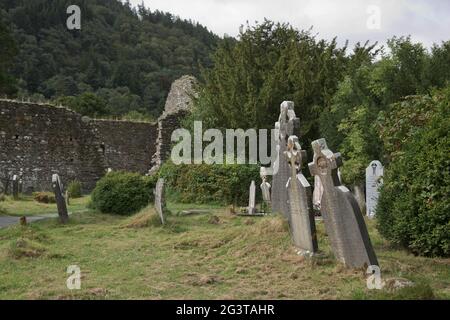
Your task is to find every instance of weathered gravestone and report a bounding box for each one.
[271,101,299,219]
[260,167,271,212]
[366,160,384,218]
[312,175,324,211]
[12,175,19,200]
[308,139,378,268]
[248,180,256,215]
[154,178,166,225]
[285,136,318,253]
[51,174,69,224]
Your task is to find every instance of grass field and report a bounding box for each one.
[0,200,449,300]
[0,195,90,216]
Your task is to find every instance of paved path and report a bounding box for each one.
[0,211,83,229]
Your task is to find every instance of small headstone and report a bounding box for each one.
[12,175,19,200]
[308,138,378,268]
[154,178,166,225]
[52,174,69,224]
[260,168,271,202]
[65,190,70,206]
[248,180,256,215]
[312,175,323,211]
[285,136,318,253]
[366,160,384,218]
[271,101,299,219]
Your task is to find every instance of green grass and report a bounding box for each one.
[0,195,90,217]
[0,201,448,300]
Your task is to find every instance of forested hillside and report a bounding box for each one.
[0,0,219,118]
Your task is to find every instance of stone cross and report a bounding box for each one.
[308,138,378,268]
[154,178,166,225]
[12,175,19,200]
[260,167,271,203]
[52,174,69,224]
[271,101,300,219]
[366,160,384,218]
[248,180,256,215]
[285,136,318,253]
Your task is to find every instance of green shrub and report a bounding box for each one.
[91,171,151,215]
[67,180,82,198]
[376,89,450,257]
[159,161,261,206]
[33,192,56,204]
[0,193,5,202]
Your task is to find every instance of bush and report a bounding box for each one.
[159,161,261,206]
[33,192,56,204]
[91,171,152,215]
[376,89,450,257]
[0,193,5,202]
[67,180,83,198]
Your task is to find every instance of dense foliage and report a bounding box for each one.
[0,18,17,95]
[91,171,155,215]
[321,37,450,184]
[376,88,450,257]
[67,180,82,198]
[159,161,260,206]
[0,0,218,117]
[189,21,378,151]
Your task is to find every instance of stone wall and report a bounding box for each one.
[0,99,157,193]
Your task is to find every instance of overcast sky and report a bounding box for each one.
[129,0,449,49]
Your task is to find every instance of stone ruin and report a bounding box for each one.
[0,75,196,194]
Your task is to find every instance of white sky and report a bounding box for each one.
[129,0,450,49]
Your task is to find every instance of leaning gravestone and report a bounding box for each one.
[366,160,384,218]
[12,175,19,200]
[52,174,69,224]
[308,139,378,268]
[271,101,299,219]
[285,136,318,253]
[154,178,166,225]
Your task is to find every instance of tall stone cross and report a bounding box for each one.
[366,160,384,218]
[285,136,318,253]
[271,101,300,219]
[308,139,378,268]
[52,174,69,224]
[154,178,166,225]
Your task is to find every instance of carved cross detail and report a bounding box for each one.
[308,138,342,186]
[285,135,307,175]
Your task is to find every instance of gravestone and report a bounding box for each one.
[12,175,19,200]
[65,190,70,206]
[271,101,299,219]
[51,174,69,224]
[308,139,378,268]
[312,175,323,211]
[285,136,318,253]
[154,178,166,225]
[366,160,384,218]
[260,167,271,213]
[248,180,256,215]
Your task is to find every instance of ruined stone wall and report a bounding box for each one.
[0,100,157,193]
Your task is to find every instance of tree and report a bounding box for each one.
[0,19,18,95]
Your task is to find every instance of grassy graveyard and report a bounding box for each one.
[0,195,90,217]
[0,198,448,300]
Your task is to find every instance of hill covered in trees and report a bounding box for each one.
[0,0,219,118]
